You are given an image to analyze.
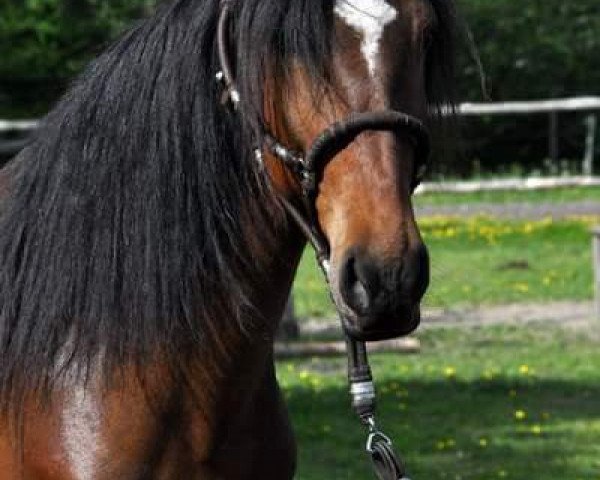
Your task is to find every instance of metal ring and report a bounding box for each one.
[366,430,393,454]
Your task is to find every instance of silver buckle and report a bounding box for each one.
[365,417,393,453]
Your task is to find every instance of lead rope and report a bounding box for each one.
[346,338,410,480]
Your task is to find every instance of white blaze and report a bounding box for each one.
[62,386,101,480]
[334,0,398,77]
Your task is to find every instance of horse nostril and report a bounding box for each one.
[401,243,430,301]
[340,253,377,315]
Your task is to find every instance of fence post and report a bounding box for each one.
[583,114,597,176]
[593,227,600,319]
[277,295,300,340]
[548,110,559,164]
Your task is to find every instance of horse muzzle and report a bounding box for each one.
[332,244,429,342]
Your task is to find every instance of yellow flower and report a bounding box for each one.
[479,438,488,447]
[513,283,530,293]
[299,370,310,380]
[444,366,457,378]
[519,364,530,375]
[435,438,455,450]
[515,409,527,421]
[530,424,542,435]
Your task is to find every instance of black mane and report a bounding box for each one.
[0,0,455,408]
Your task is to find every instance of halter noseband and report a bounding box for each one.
[217,1,428,478]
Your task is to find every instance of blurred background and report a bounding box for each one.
[1,1,599,479]
[1,0,599,174]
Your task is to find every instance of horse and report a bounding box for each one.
[0,0,455,478]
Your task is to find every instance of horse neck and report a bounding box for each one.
[202,208,306,388]
[192,215,306,431]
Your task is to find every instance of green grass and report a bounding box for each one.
[413,186,600,207]
[277,324,600,480]
[292,217,598,316]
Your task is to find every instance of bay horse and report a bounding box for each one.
[0,0,455,478]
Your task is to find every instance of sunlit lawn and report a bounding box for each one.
[413,186,600,207]
[278,324,600,480]
[293,216,598,317]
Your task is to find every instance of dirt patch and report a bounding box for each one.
[302,301,597,337]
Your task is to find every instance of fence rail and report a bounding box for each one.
[0,119,38,133]
[458,96,600,116]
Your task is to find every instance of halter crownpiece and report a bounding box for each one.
[216,1,426,478]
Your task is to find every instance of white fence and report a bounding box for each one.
[457,96,600,116]
[2,96,599,172]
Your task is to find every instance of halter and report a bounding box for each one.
[217,1,431,478]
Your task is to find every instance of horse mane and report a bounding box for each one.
[0,0,336,408]
[0,0,456,409]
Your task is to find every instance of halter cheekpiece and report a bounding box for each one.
[216,1,431,478]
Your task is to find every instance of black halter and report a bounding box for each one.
[217,1,430,478]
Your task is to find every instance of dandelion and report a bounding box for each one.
[519,364,530,375]
[435,439,455,450]
[445,228,458,238]
[299,370,310,381]
[444,366,457,378]
[515,409,527,421]
[530,424,542,435]
[310,377,322,389]
[513,283,530,293]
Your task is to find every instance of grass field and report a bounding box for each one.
[293,216,598,317]
[413,186,600,207]
[278,323,600,480]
